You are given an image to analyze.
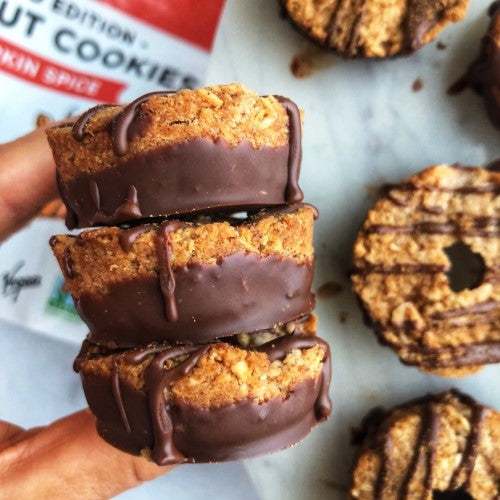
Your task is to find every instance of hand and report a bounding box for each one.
[0,128,170,499]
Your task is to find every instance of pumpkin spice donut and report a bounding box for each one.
[280,0,469,58]
[50,204,317,348]
[46,83,303,229]
[352,165,499,376]
[74,330,331,465]
[349,390,500,499]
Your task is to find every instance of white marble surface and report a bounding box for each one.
[1,1,499,499]
[206,1,500,499]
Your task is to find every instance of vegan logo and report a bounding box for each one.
[2,261,42,302]
[46,274,79,321]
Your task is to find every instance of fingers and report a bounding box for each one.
[0,409,171,500]
[0,421,27,453]
[0,127,58,241]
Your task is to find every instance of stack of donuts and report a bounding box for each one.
[47,84,331,465]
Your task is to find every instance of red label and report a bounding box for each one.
[0,37,126,102]
[96,0,225,51]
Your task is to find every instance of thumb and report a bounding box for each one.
[0,409,172,499]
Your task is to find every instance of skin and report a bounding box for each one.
[0,128,171,499]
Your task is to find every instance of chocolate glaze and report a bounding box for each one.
[449,3,500,128]
[76,252,315,348]
[352,390,491,498]
[59,91,304,228]
[77,334,331,464]
[111,356,131,433]
[143,344,209,464]
[416,342,500,369]
[324,0,367,56]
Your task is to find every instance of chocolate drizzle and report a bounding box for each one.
[111,356,131,433]
[353,391,492,499]
[324,0,367,56]
[384,181,500,196]
[155,221,187,323]
[274,96,304,204]
[72,104,115,141]
[109,344,208,465]
[431,300,498,320]
[257,334,332,421]
[399,401,440,498]
[118,225,153,253]
[450,403,488,489]
[111,91,173,156]
[143,345,209,465]
[365,219,499,237]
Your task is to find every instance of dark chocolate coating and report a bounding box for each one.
[60,139,294,229]
[76,334,331,464]
[76,253,315,348]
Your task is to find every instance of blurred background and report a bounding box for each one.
[0,1,499,499]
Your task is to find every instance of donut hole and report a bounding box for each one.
[433,489,473,499]
[444,242,485,292]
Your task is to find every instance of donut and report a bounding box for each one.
[349,390,499,499]
[280,0,469,58]
[352,164,499,376]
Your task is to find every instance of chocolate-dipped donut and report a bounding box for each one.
[51,205,317,348]
[46,84,304,229]
[74,332,331,465]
